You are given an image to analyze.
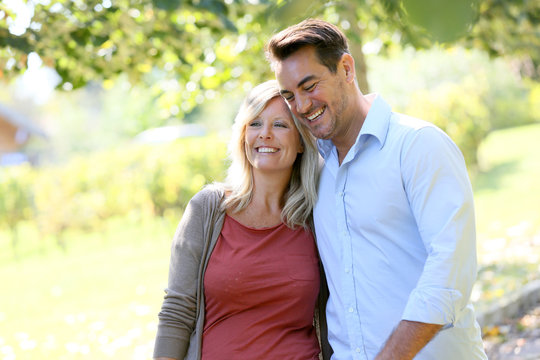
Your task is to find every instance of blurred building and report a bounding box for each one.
[0,103,47,166]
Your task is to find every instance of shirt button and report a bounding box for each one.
[348,307,354,313]
[356,347,361,353]
[345,268,350,273]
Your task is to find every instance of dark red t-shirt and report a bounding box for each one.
[202,214,320,359]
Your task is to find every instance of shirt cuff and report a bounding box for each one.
[401,287,463,327]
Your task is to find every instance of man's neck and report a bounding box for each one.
[333,93,375,165]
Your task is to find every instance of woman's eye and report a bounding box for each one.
[249,121,261,127]
[274,122,287,128]
[305,83,316,91]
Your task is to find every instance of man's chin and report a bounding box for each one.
[309,125,332,140]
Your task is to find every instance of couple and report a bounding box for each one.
[154,19,487,360]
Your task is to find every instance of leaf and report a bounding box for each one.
[401,0,479,42]
[152,0,183,11]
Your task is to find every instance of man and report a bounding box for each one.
[266,19,487,360]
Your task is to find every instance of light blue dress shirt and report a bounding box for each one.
[314,96,487,359]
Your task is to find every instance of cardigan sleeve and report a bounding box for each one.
[153,189,211,359]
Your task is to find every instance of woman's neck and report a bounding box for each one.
[228,170,290,228]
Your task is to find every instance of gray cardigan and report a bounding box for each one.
[153,185,332,360]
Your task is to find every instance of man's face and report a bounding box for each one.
[274,46,348,140]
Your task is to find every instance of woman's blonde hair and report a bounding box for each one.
[222,80,319,228]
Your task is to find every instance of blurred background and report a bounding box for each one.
[0,0,539,359]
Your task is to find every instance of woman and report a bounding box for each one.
[153,80,330,360]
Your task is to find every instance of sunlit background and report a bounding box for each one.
[0,0,539,359]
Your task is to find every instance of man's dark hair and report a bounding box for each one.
[266,18,350,73]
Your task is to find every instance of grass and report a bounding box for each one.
[0,123,539,359]
[471,123,540,311]
[474,123,540,242]
[0,217,175,360]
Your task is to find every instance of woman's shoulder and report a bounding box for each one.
[190,183,226,208]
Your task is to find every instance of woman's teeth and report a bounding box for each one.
[258,147,277,153]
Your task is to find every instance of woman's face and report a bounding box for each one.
[244,97,303,175]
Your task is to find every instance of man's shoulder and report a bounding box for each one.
[387,111,464,163]
[391,112,436,132]
[387,112,448,142]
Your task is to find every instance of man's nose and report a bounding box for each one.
[296,94,311,114]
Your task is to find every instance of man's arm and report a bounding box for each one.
[375,320,443,360]
[383,126,476,358]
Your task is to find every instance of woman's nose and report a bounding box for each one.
[258,132,272,139]
[258,125,272,139]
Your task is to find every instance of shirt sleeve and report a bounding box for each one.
[153,191,208,359]
[400,126,477,327]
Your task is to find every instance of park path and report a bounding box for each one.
[483,299,540,359]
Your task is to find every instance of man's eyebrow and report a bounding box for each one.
[279,75,317,96]
[297,75,317,88]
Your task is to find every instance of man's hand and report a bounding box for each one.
[374,320,443,360]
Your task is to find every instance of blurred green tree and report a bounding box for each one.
[464,0,540,80]
[0,0,269,120]
[0,165,34,257]
[0,0,538,113]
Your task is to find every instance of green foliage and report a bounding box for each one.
[372,0,540,80]
[464,0,540,79]
[470,123,540,309]
[0,165,35,255]
[140,137,227,216]
[406,81,490,166]
[0,0,269,121]
[0,165,34,228]
[401,0,479,42]
[0,135,228,252]
[2,0,539,120]
[369,47,538,167]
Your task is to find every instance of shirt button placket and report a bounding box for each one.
[336,166,367,360]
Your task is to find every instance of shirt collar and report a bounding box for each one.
[317,137,334,158]
[318,95,392,158]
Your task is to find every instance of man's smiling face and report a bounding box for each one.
[274,46,349,141]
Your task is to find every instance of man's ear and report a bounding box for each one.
[341,53,356,83]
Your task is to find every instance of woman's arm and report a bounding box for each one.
[153,191,210,359]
